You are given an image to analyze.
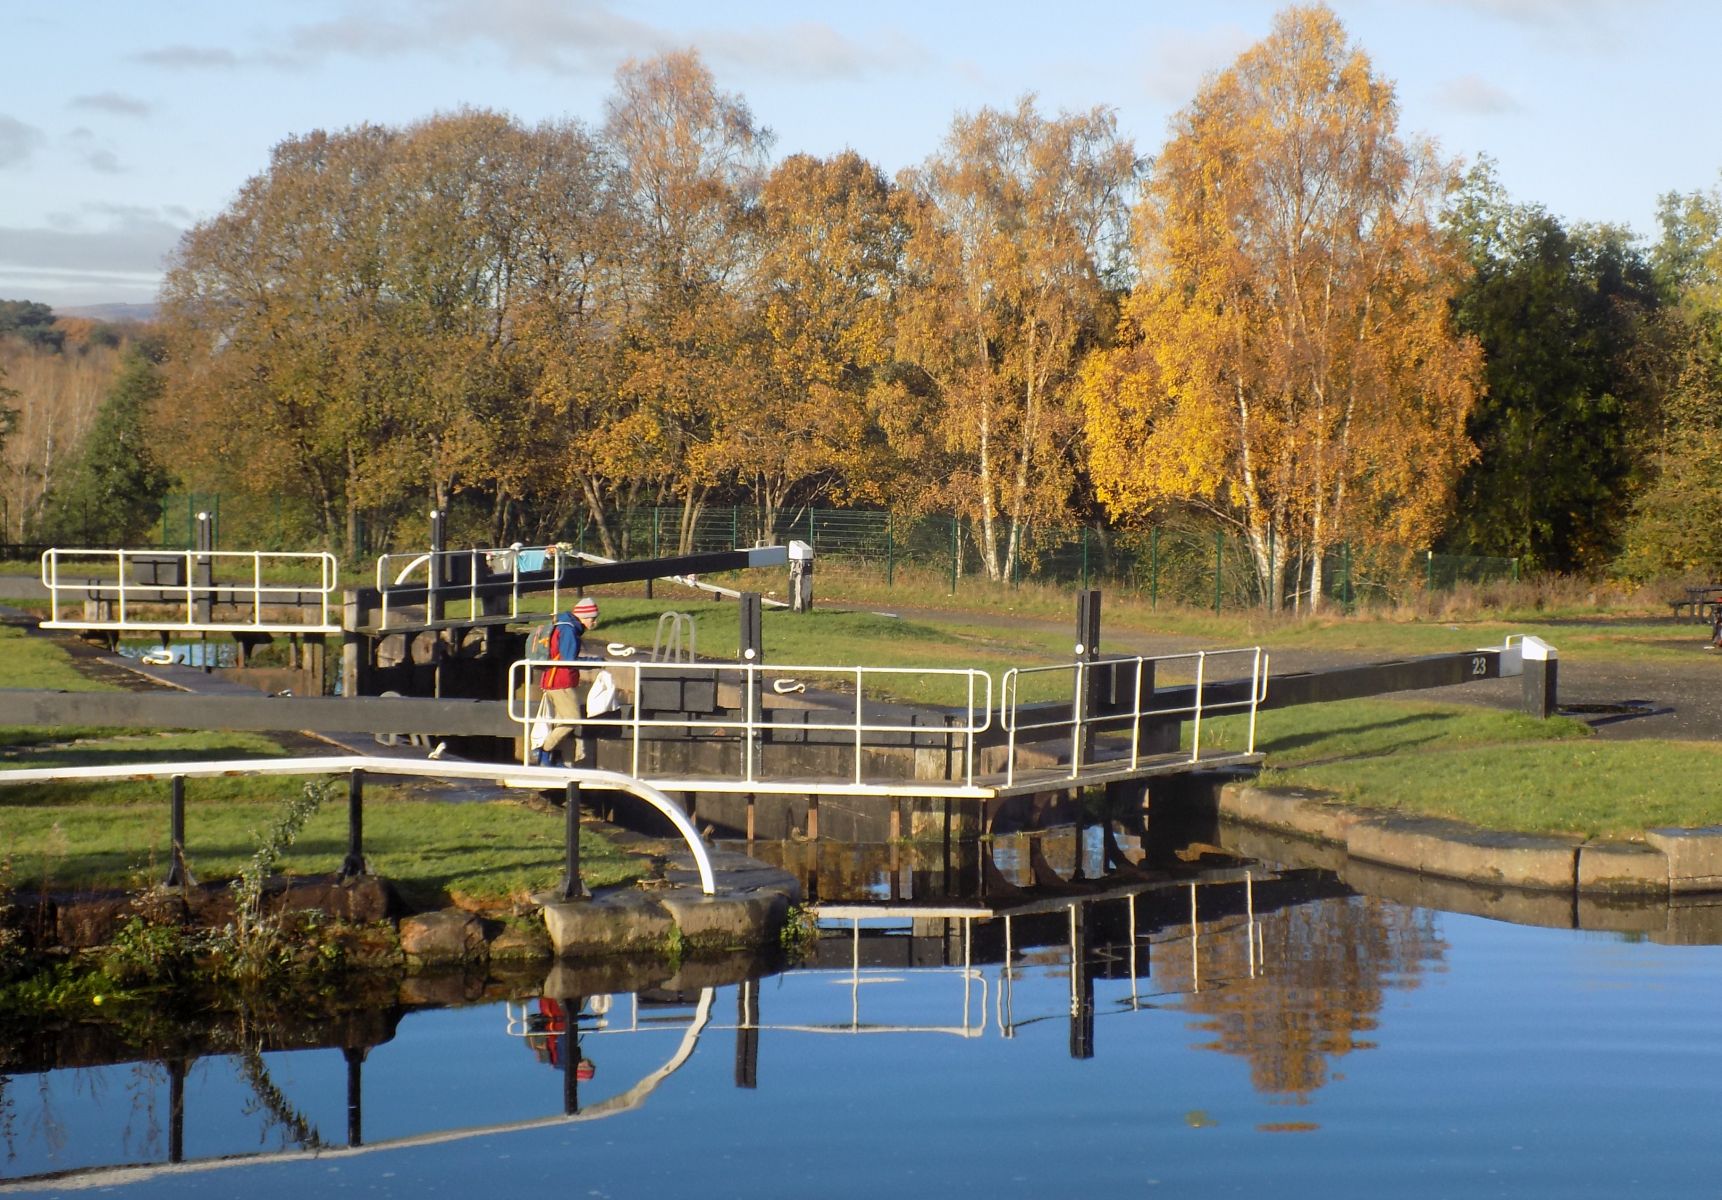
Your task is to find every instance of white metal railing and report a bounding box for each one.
[0,754,717,895]
[375,543,568,630]
[509,657,994,792]
[39,548,340,634]
[999,648,1269,786]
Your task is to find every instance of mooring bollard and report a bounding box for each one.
[1521,636,1559,719]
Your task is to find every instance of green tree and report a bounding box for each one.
[1616,180,1722,577]
[1442,162,1662,573]
[0,300,62,352]
[31,343,172,545]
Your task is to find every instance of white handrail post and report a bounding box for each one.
[853,667,864,786]
[1190,651,1207,762]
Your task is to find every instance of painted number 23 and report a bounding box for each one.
[1470,655,1488,676]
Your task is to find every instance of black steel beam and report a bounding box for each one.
[373,546,790,609]
[0,689,516,737]
[1151,648,1503,713]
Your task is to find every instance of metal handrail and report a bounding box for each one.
[375,543,567,630]
[999,648,1268,786]
[510,658,994,789]
[38,547,340,634]
[0,754,717,895]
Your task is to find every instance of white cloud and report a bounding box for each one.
[0,115,45,169]
[269,0,927,81]
[130,44,243,69]
[1436,73,1523,115]
[69,92,152,118]
[0,204,183,305]
[82,149,125,175]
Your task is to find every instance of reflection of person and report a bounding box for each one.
[537,597,599,765]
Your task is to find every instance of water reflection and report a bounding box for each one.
[10,823,1722,1193]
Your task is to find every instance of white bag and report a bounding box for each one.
[586,669,619,718]
[529,695,552,750]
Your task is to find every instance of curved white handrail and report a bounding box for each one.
[0,754,717,895]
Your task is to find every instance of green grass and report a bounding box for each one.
[0,629,642,905]
[1,787,639,906]
[1199,698,1722,838]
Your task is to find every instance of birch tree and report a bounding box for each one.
[1081,5,1481,610]
[899,97,1137,581]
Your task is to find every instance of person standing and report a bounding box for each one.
[537,597,600,765]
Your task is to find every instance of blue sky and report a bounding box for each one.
[4,0,1720,309]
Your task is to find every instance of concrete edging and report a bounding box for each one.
[1218,783,1715,898]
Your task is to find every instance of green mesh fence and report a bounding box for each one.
[147,498,1520,610]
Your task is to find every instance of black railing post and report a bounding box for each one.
[428,507,446,625]
[345,1046,365,1147]
[338,769,366,879]
[557,780,585,900]
[165,774,195,888]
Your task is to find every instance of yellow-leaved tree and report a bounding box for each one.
[1081,5,1481,610]
[899,97,1137,582]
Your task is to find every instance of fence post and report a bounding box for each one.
[1150,527,1160,609]
[1213,529,1224,614]
[886,514,895,588]
[1426,549,1435,594]
[949,517,959,594]
[808,507,815,551]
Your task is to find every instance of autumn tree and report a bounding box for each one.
[898,97,1137,581]
[729,151,911,535]
[1081,5,1480,610]
[161,122,402,557]
[596,50,770,553]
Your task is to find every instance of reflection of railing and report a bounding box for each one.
[1000,648,1268,786]
[510,658,995,791]
[375,543,568,630]
[39,548,340,634]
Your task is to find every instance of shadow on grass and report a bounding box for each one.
[1255,711,1459,760]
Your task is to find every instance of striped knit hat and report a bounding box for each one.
[572,596,599,627]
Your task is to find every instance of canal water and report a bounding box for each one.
[6,836,1722,1197]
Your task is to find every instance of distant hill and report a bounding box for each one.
[54,302,159,324]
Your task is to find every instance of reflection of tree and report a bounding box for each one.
[1183,896,1443,1102]
[239,1046,322,1151]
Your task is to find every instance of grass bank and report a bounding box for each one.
[1202,699,1722,839]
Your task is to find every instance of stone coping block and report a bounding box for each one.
[1220,784,1373,845]
[541,891,674,957]
[1576,840,1669,896]
[1644,827,1722,893]
[1345,815,1582,891]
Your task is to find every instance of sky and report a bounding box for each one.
[4,0,1721,311]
